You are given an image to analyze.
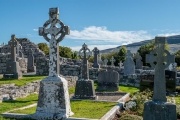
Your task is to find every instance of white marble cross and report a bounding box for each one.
[110,56,115,66]
[103,58,108,66]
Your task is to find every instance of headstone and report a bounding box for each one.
[143,36,176,120]
[74,43,96,99]
[110,56,115,67]
[103,58,108,66]
[118,61,123,69]
[92,47,100,68]
[123,50,135,75]
[97,68,119,91]
[98,53,104,65]
[27,49,36,72]
[168,63,177,71]
[3,35,22,79]
[134,52,143,69]
[32,8,73,120]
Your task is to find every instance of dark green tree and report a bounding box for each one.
[175,50,180,66]
[59,46,73,58]
[38,43,49,55]
[114,46,127,66]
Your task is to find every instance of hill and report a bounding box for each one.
[100,35,180,54]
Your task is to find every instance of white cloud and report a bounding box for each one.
[157,32,180,37]
[70,44,119,51]
[68,26,153,43]
[33,29,38,31]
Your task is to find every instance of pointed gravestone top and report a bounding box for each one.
[79,43,91,79]
[92,47,100,68]
[8,34,18,61]
[110,56,115,67]
[146,36,175,102]
[39,7,70,77]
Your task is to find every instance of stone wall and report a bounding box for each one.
[0,76,78,103]
[0,53,27,74]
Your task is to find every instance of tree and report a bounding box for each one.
[59,46,73,58]
[137,39,169,66]
[114,46,127,66]
[175,50,180,66]
[38,43,49,55]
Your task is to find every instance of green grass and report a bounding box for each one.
[10,100,117,119]
[69,87,75,94]
[119,85,139,94]
[0,75,47,86]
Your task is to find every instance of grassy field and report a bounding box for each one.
[10,100,117,119]
[119,85,139,94]
[0,75,47,86]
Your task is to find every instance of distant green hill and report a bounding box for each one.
[100,35,180,54]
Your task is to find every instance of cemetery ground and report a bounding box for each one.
[0,76,180,119]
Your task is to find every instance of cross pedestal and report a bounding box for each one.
[143,37,176,120]
[74,43,96,99]
[32,8,73,120]
[3,35,22,79]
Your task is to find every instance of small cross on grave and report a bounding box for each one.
[134,52,143,69]
[8,35,18,61]
[110,56,115,67]
[118,61,123,68]
[79,43,91,79]
[146,37,175,102]
[39,8,70,77]
[92,47,100,68]
[103,58,108,66]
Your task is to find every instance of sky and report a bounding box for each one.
[0,0,180,51]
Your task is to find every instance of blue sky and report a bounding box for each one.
[1,0,180,51]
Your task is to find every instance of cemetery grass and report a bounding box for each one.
[0,75,47,86]
[9,100,118,119]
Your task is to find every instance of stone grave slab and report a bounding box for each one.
[124,50,135,75]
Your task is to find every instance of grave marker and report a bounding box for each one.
[27,49,36,72]
[143,36,176,120]
[92,47,100,68]
[110,56,115,67]
[103,58,108,66]
[74,43,96,99]
[134,52,143,69]
[33,8,73,120]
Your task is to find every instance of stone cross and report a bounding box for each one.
[39,7,70,77]
[103,58,108,66]
[118,61,123,68]
[98,53,102,62]
[146,37,175,102]
[79,43,91,79]
[134,52,143,69]
[8,35,18,61]
[92,47,100,68]
[110,56,115,66]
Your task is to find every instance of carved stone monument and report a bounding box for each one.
[27,49,36,72]
[143,37,176,120]
[3,35,22,79]
[134,52,143,69]
[103,58,108,66]
[74,43,96,99]
[97,68,119,91]
[92,47,100,68]
[110,56,115,67]
[124,50,135,75]
[118,61,123,69]
[32,8,73,119]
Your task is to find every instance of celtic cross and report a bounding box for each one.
[104,58,108,66]
[8,34,18,61]
[39,8,70,77]
[110,56,115,66]
[79,43,91,79]
[92,47,100,68]
[146,37,175,102]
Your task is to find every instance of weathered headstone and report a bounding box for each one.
[123,50,135,75]
[74,43,96,99]
[27,49,36,72]
[143,37,176,120]
[134,52,143,69]
[32,8,73,119]
[3,35,22,79]
[92,47,100,68]
[103,58,108,66]
[110,56,115,67]
[118,61,123,69]
[97,68,119,91]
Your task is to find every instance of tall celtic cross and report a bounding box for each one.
[8,35,18,61]
[146,37,175,102]
[39,8,70,77]
[92,47,99,68]
[110,56,115,66]
[79,43,91,79]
